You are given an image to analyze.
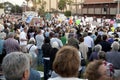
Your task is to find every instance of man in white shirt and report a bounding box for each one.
[19,27,28,52]
[84,32,94,59]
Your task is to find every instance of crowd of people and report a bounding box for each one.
[0,14,120,80]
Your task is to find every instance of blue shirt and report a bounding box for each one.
[29,68,41,80]
[0,39,4,54]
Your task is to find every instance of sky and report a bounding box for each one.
[0,0,26,6]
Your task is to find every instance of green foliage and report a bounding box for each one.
[66,0,73,5]
[64,11,71,17]
[11,5,22,14]
[0,3,4,8]
[58,0,66,11]
[38,0,46,16]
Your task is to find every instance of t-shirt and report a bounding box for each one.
[20,31,27,46]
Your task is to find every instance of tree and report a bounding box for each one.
[58,0,66,11]
[0,3,4,8]
[11,5,22,14]
[38,0,46,16]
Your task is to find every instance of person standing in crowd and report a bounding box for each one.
[94,35,102,45]
[60,32,67,45]
[35,29,45,65]
[44,28,50,38]
[84,31,94,59]
[99,34,111,52]
[49,32,63,49]
[26,54,41,80]
[49,41,59,72]
[106,41,120,79]
[98,51,114,78]
[4,32,20,54]
[26,37,38,69]
[89,44,102,61]
[19,27,28,53]
[48,46,86,80]
[3,24,9,35]
[84,60,113,80]
[42,37,52,80]
[2,52,30,80]
[79,37,88,60]
[0,32,6,64]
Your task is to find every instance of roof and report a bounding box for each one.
[84,0,115,4]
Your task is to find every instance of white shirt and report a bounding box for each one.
[79,42,88,60]
[26,44,37,58]
[35,34,44,49]
[84,36,94,48]
[19,31,27,46]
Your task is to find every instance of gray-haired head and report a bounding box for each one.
[111,41,120,51]
[8,32,15,38]
[2,52,30,80]
[94,44,102,52]
[98,51,106,60]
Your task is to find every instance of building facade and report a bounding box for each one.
[82,0,118,18]
[36,0,119,18]
[40,0,84,14]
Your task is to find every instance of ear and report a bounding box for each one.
[22,69,30,80]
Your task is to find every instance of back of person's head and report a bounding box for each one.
[2,52,30,80]
[68,38,79,50]
[24,27,28,32]
[84,60,104,80]
[94,44,102,52]
[98,51,106,60]
[37,29,41,34]
[102,34,108,41]
[51,41,59,49]
[53,46,80,77]
[8,32,15,38]
[111,41,120,51]
[44,37,50,43]
[29,37,36,44]
[79,36,84,43]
